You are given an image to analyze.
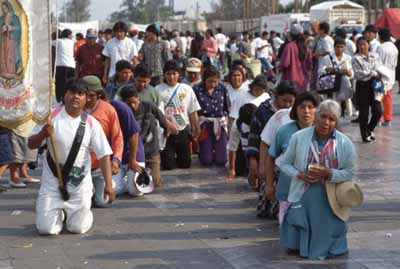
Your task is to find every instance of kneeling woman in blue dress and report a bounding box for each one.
[277,99,363,260]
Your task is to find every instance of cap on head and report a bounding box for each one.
[81,76,103,92]
[86,28,97,39]
[146,24,160,36]
[186,58,202,73]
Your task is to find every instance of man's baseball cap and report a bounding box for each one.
[186,58,202,73]
[81,76,103,92]
[86,28,98,39]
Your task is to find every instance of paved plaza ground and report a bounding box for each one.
[1,92,400,269]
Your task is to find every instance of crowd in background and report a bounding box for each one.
[0,19,398,260]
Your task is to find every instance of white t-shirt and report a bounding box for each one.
[103,37,138,77]
[56,38,75,68]
[134,38,144,52]
[345,39,356,56]
[256,39,273,60]
[215,33,228,52]
[260,108,292,146]
[273,36,285,52]
[377,41,399,90]
[369,39,381,53]
[226,82,250,106]
[180,36,188,55]
[156,83,201,131]
[229,90,270,119]
[34,107,112,195]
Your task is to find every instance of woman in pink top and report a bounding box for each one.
[279,24,313,93]
[202,29,218,67]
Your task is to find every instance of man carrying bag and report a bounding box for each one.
[28,79,115,235]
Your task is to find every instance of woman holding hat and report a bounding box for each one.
[277,100,360,260]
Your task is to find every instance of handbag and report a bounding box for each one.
[371,78,385,94]
[317,55,342,94]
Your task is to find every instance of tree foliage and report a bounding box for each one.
[109,0,173,24]
[60,0,91,22]
[207,0,243,21]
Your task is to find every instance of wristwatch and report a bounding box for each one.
[111,157,121,166]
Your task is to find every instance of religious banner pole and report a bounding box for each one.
[0,0,53,129]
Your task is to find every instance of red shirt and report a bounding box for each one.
[89,100,124,169]
[76,43,104,78]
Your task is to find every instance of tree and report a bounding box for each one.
[60,0,91,22]
[207,0,243,21]
[109,0,173,24]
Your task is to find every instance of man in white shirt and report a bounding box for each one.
[156,60,201,170]
[28,80,115,235]
[377,28,399,126]
[364,25,381,53]
[256,31,274,74]
[102,21,138,84]
[272,31,285,53]
[215,28,228,71]
[55,29,76,103]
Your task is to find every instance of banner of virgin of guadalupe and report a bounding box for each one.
[0,0,51,128]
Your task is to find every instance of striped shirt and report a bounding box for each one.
[351,52,381,82]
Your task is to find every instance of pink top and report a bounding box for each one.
[279,41,313,93]
[202,37,218,57]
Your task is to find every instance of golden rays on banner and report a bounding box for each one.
[0,0,52,130]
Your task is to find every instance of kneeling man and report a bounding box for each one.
[28,80,115,235]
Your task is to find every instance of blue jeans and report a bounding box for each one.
[259,57,273,73]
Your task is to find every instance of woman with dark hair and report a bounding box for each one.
[318,38,354,114]
[202,29,218,67]
[279,24,313,93]
[351,37,383,142]
[194,66,230,166]
[190,32,204,59]
[263,92,319,220]
[225,67,248,106]
[227,75,270,182]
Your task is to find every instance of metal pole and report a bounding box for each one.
[368,0,372,24]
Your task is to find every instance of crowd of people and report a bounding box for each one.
[1,19,398,260]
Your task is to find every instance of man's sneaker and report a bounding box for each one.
[382,121,392,127]
[369,132,376,141]
[9,180,27,188]
[351,117,359,123]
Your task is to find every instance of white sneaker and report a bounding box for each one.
[21,177,40,183]
[9,180,27,188]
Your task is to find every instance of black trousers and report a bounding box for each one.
[235,143,248,177]
[355,80,382,140]
[55,66,75,103]
[161,128,191,170]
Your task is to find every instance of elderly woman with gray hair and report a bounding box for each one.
[276,100,356,260]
